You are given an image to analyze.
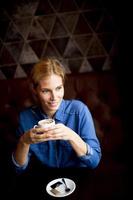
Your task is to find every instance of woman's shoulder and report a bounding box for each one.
[65,99,85,106]
[19,105,38,116]
[63,99,87,113]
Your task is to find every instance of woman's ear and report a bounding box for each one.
[30,84,39,103]
[29,81,37,94]
[32,85,37,95]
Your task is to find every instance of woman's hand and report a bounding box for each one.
[43,123,87,156]
[40,123,75,141]
[20,123,75,144]
[20,123,87,157]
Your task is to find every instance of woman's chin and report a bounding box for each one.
[49,105,59,111]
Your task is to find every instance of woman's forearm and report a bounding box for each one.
[69,132,88,156]
[13,136,30,166]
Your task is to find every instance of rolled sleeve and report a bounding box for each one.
[12,153,29,173]
[79,144,101,168]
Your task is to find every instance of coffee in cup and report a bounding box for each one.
[34,118,55,133]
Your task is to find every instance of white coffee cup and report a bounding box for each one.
[34,118,55,129]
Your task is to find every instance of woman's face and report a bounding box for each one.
[34,74,64,117]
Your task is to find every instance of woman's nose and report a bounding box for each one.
[50,91,56,100]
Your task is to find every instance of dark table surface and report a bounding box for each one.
[6,168,94,200]
[1,163,128,200]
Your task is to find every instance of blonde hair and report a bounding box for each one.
[30,57,66,88]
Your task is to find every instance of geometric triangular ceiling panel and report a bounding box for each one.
[42,41,60,58]
[13,18,33,39]
[0,65,17,79]
[74,34,93,55]
[29,40,46,58]
[14,65,27,78]
[88,56,107,72]
[64,38,83,58]
[0,0,119,79]
[21,63,35,76]
[60,13,79,33]
[51,17,68,38]
[5,42,24,62]
[0,69,6,79]
[51,37,69,56]
[73,14,93,35]
[27,19,46,40]
[19,43,39,64]
[87,35,107,57]
[5,22,24,43]
[68,58,83,73]
[83,9,103,31]
[79,58,93,73]
[37,15,56,36]
[0,45,16,65]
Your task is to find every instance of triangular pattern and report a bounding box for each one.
[63,38,83,58]
[48,0,62,11]
[87,35,107,57]
[19,43,39,64]
[0,0,119,79]
[79,59,93,72]
[5,41,24,62]
[73,14,93,35]
[27,19,46,40]
[60,13,79,33]
[108,39,118,57]
[21,63,35,76]
[0,69,6,79]
[0,45,16,65]
[0,65,17,79]
[88,56,106,72]
[68,58,83,73]
[14,64,27,78]
[13,18,33,39]
[11,1,39,19]
[102,56,112,71]
[51,37,69,56]
[61,59,71,74]
[74,34,93,55]
[83,9,103,30]
[5,22,24,43]
[51,17,68,38]
[29,40,46,58]
[36,15,56,36]
[42,41,60,58]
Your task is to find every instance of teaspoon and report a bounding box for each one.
[62,178,71,192]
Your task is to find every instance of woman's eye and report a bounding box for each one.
[42,89,49,93]
[56,86,62,91]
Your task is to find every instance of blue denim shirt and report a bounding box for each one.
[12,99,101,173]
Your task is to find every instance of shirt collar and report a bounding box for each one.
[54,99,65,122]
[33,100,65,123]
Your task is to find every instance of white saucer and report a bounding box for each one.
[46,178,76,197]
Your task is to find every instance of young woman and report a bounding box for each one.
[12,57,101,173]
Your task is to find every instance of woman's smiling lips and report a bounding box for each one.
[48,101,59,107]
